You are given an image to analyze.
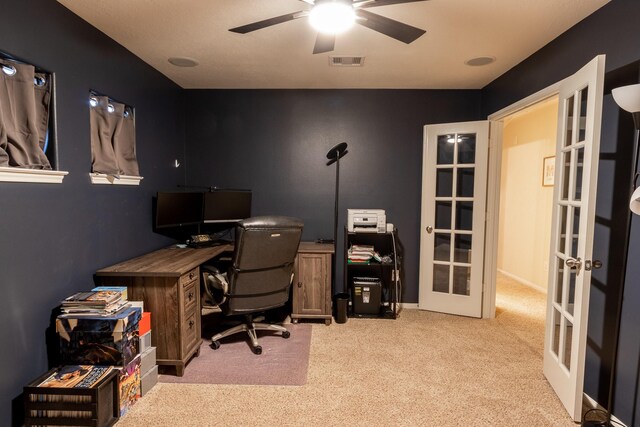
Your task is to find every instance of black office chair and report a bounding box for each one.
[201,216,303,354]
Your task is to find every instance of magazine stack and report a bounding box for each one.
[56,304,143,415]
[60,287,129,317]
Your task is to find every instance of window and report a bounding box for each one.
[0,52,67,183]
[88,91,142,185]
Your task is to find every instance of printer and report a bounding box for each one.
[347,209,386,233]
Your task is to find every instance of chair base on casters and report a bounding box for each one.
[211,315,291,355]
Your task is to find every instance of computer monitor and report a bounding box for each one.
[155,192,203,228]
[203,190,252,223]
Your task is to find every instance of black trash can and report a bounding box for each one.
[334,293,349,324]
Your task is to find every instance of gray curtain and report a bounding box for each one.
[90,96,139,176]
[114,106,139,176]
[0,58,52,169]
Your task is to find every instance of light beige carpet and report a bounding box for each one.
[117,275,574,426]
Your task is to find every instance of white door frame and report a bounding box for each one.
[483,81,562,319]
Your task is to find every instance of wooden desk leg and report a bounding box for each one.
[175,362,185,377]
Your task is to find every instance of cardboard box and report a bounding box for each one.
[118,355,141,417]
[140,346,156,376]
[140,365,158,397]
[139,311,151,336]
[57,307,142,367]
[140,330,152,353]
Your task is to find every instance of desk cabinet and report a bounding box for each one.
[95,245,230,376]
[292,242,334,325]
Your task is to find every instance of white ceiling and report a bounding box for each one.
[57,0,610,89]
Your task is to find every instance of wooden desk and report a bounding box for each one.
[95,245,232,376]
[95,242,333,375]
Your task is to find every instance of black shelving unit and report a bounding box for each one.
[344,228,402,319]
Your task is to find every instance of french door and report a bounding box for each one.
[418,56,604,421]
[543,55,605,422]
[418,121,489,318]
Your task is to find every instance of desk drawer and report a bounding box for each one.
[182,310,199,355]
[180,268,198,287]
[183,280,197,313]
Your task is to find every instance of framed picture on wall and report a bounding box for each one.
[542,156,555,187]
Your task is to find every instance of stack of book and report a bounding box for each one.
[347,244,382,264]
[60,287,129,317]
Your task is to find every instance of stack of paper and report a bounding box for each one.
[348,244,382,264]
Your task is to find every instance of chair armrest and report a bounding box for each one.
[202,266,228,306]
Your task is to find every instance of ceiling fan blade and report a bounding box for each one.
[354,0,429,8]
[229,11,307,34]
[353,0,428,9]
[313,33,336,54]
[355,9,426,44]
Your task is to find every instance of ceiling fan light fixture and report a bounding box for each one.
[309,1,356,35]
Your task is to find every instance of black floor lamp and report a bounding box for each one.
[584,83,640,426]
[325,142,349,245]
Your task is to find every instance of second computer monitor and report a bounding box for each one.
[203,190,252,223]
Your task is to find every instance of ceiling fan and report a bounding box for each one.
[229,0,429,54]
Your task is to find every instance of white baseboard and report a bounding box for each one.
[583,393,627,427]
[497,269,546,293]
[400,303,419,310]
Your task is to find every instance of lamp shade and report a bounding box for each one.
[612,83,640,113]
[630,186,640,215]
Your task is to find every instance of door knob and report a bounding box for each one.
[585,259,602,271]
[565,257,582,272]
[426,226,433,234]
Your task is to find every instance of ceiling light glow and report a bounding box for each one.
[309,2,356,35]
[447,136,462,144]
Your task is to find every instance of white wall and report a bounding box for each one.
[497,98,558,292]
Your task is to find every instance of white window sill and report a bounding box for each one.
[90,173,143,186]
[0,166,68,183]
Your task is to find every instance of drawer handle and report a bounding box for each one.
[297,282,303,288]
[189,320,194,329]
[188,292,194,301]
[189,272,195,280]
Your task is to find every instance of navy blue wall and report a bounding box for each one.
[482,0,640,424]
[3,0,640,425]
[184,89,482,299]
[0,1,184,425]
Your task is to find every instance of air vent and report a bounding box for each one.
[329,56,365,67]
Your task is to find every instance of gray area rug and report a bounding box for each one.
[159,323,312,386]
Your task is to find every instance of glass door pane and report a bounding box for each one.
[431,132,477,296]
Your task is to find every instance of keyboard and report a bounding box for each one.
[188,239,230,249]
